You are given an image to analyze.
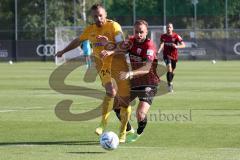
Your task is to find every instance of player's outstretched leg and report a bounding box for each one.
[119,106,131,143]
[127,100,150,143]
[114,108,134,134]
[167,71,174,92]
[127,117,147,143]
[95,95,114,135]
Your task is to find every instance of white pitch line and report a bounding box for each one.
[22,107,45,110]
[119,146,167,149]
[0,107,45,113]
[86,145,167,149]
[0,110,17,113]
[216,148,240,151]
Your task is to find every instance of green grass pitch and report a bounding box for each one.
[0,61,240,160]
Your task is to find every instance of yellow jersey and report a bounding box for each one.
[79,19,124,68]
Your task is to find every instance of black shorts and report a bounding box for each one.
[130,85,158,105]
[163,57,177,70]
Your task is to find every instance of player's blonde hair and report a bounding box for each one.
[134,20,148,28]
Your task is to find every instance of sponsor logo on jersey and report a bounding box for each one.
[165,42,174,46]
[93,42,105,47]
[147,49,154,56]
[137,48,142,55]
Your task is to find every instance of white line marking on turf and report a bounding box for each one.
[0,110,17,113]
[119,146,240,151]
[119,146,167,149]
[0,107,45,113]
[22,107,45,110]
[216,148,240,151]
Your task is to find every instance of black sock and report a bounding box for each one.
[114,109,132,131]
[137,117,147,135]
[167,72,174,85]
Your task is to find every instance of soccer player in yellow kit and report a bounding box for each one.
[56,4,131,143]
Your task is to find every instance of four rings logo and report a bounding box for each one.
[233,42,240,56]
[36,44,55,56]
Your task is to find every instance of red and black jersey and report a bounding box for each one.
[160,32,183,61]
[128,37,160,88]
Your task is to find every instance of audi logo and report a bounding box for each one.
[233,42,240,56]
[36,44,55,56]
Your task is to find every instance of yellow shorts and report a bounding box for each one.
[96,55,130,97]
[99,65,112,85]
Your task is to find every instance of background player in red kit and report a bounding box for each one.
[119,20,160,142]
[158,23,185,92]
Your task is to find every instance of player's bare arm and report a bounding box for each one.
[174,41,185,49]
[55,37,81,57]
[157,41,164,54]
[99,41,127,58]
[97,35,109,45]
[98,37,131,59]
[119,61,152,80]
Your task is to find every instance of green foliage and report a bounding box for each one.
[228,0,240,28]
[166,0,192,16]
[0,0,239,40]
[197,0,225,16]
[0,0,15,39]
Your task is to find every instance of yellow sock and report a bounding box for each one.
[100,95,114,128]
[119,106,131,137]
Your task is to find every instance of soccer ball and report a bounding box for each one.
[212,60,216,64]
[100,131,119,150]
[8,60,13,64]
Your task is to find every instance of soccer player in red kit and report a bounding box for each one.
[119,20,160,142]
[158,23,185,92]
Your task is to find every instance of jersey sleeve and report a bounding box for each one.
[176,34,183,43]
[79,26,91,41]
[112,22,124,43]
[146,41,156,61]
[160,34,164,43]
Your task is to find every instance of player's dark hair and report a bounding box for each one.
[134,20,148,28]
[91,3,105,11]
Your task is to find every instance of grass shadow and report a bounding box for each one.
[67,151,106,154]
[0,140,99,146]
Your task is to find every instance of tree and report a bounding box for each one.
[1,0,239,40]
[228,0,240,28]
[0,0,15,40]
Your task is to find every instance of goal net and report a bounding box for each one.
[55,26,84,65]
